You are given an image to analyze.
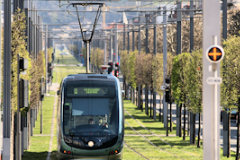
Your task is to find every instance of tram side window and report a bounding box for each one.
[63,102,72,135]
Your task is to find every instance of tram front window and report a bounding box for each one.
[63,80,119,139]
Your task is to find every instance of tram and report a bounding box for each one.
[57,74,124,160]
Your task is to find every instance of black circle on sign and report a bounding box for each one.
[208,47,222,61]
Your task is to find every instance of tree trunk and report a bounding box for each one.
[138,85,141,109]
[183,104,186,140]
[136,86,138,106]
[170,100,172,132]
[166,102,168,136]
[176,104,182,137]
[159,95,162,122]
[223,110,230,157]
[150,87,152,118]
[123,77,127,100]
[129,85,132,101]
[190,112,196,144]
[132,87,134,103]
[140,85,143,112]
[197,112,201,148]
[128,85,131,100]
[188,111,190,136]
[236,99,240,160]
[153,89,156,120]
[145,86,149,115]
[27,110,31,149]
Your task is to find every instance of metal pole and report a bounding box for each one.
[45,25,48,92]
[110,31,113,62]
[176,0,182,55]
[16,55,22,160]
[190,0,194,53]
[132,28,135,51]
[153,18,157,120]
[222,0,227,40]
[34,8,37,58]
[138,17,141,54]
[19,0,24,10]
[127,25,130,52]
[104,37,107,65]
[153,24,157,55]
[109,33,111,61]
[37,16,40,55]
[0,0,2,108]
[86,41,90,73]
[13,0,19,12]
[123,24,125,50]
[3,0,12,159]
[29,18,32,55]
[203,0,221,159]
[115,25,118,63]
[145,14,149,54]
[41,18,43,51]
[163,6,168,128]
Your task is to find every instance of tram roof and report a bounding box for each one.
[64,73,117,82]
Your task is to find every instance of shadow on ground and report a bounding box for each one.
[22,151,58,160]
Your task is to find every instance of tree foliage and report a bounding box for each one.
[171,51,202,113]
[228,9,240,36]
[152,54,163,94]
[221,36,240,110]
[29,51,45,109]
[185,50,202,113]
[120,50,137,88]
[91,48,104,69]
[171,53,186,105]
[11,9,32,110]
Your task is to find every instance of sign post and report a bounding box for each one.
[203,0,222,159]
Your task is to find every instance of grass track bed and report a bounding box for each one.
[52,66,85,84]
[123,100,235,160]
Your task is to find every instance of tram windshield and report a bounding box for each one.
[63,80,119,137]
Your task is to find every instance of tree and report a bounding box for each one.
[221,36,240,157]
[135,52,145,109]
[228,9,240,36]
[171,53,190,139]
[91,48,104,72]
[120,50,131,99]
[184,50,202,146]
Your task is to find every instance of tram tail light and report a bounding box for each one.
[109,150,119,155]
[63,150,71,155]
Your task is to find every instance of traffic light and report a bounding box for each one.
[19,57,28,72]
[165,77,171,103]
[48,62,53,81]
[19,79,29,108]
[19,57,29,108]
[40,77,45,101]
[108,62,113,74]
[114,62,119,77]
